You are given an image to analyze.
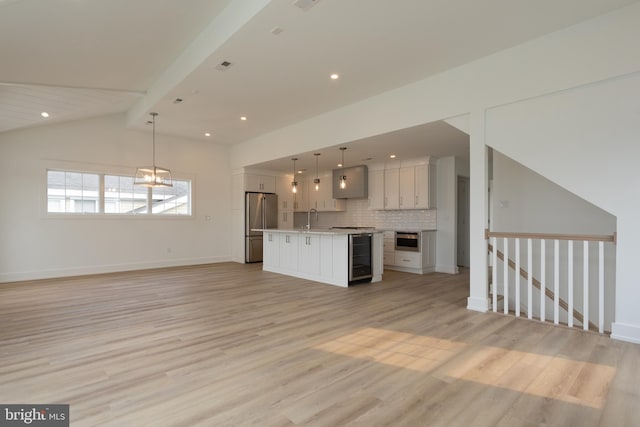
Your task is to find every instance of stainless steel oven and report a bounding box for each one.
[395,231,420,252]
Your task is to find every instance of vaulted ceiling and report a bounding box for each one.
[1,0,636,171]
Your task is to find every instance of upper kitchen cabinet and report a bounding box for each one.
[293,181,308,212]
[308,173,346,212]
[400,160,436,209]
[275,175,294,212]
[383,168,400,210]
[368,168,385,210]
[245,173,276,193]
[414,162,436,209]
[368,158,436,210]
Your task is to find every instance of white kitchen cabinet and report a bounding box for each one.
[383,231,395,266]
[399,164,435,209]
[372,233,384,279]
[275,175,294,211]
[399,166,415,209]
[367,158,436,211]
[293,181,308,212]
[385,230,436,274]
[278,211,293,229]
[394,251,421,269]
[319,235,334,280]
[263,232,280,269]
[245,174,276,193]
[368,169,385,210]
[384,168,399,210]
[279,233,299,271]
[299,234,321,275]
[308,175,346,212]
[261,230,379,287]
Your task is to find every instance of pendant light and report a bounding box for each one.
[313,153,321,191]
[339,147,347,189]
[291,158,298,193]
[134,112,173,187]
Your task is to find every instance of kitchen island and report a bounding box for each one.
[256,228,384,287]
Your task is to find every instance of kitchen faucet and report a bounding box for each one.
[306,208,319,230]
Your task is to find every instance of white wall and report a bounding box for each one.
[0,114,232,282]
[228,3,640,342]
[491,151,616,235]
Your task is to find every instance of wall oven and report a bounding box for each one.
[395,231,420,252]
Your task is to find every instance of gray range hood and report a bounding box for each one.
[332,165,368,199]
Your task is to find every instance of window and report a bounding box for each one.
[47,170,100,213]
[47,169,192,216]
[152,179,191,215]
[104,175,148,214]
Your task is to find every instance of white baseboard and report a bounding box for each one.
[467,296,490,312]
[0,256,231,283]
[611,322,640,344]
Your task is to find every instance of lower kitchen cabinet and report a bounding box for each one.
[279,233,299,272]
[262,231,377,287]
[299,234,321,275]
[263,232,280,269]
[384,230,436,274]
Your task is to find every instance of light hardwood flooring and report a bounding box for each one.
[1,263,639,426]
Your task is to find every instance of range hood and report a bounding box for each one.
[332,165,368,199]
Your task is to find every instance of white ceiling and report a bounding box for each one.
[1,0,637,171]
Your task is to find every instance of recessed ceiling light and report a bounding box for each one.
[389,154,396,158]
[330,73,339,80]
[337,163,343,167]
[240,116,247,121]
[41,112,49,118]
[204,132,211,137]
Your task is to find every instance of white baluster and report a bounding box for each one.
[599,241,604,334]
[554,239,559,325]
[527,239,533,320]
[583,241,589,331]
[568,241,574,328]
[503,237,509,314]
[492,237,497,313]
[515,238,520,317]
[540,239,546,323]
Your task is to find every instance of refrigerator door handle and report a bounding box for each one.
[263,197,267,228]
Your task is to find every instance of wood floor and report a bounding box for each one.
[1,263,638,427]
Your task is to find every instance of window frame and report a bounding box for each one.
[45,167,194,219]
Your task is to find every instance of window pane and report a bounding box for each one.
[105,175,148,214]
[151,179,191,215]
[47,170,99,213]
[82,174,99,213]
[47,170,66,213]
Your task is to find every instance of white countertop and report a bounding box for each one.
[254,228,382,235]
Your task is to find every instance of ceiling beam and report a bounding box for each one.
[126,0,271,128]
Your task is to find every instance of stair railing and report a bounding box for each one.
[485,229,616,333]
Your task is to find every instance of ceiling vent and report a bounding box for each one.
[214,61,233,71]
[293,0,321,11]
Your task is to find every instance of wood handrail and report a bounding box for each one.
[488,243,598,332]
[485,229,616,244]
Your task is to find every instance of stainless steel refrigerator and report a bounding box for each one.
[245,192,278,263]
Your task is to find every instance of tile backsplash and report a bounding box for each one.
[294,199,437,230]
